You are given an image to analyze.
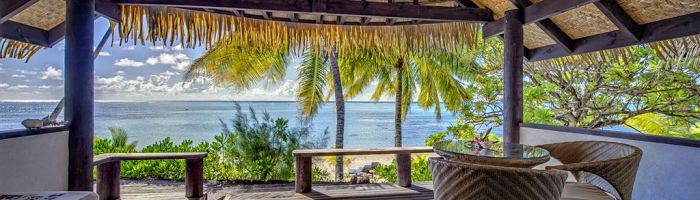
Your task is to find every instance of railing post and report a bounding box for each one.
[295,156,312,193]
[185,158,205,199]
[396,153,411,187]
[96,161,120,200]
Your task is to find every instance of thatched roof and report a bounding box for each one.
[1,0,699,62]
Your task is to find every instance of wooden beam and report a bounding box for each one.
[231,10,243,17]
[0,21,50,47]
[535,17,573,53]
[503,10,523,144]
[0,0,39,24]
[95,0,121,22]
[47,22,66,47]
[114,0,493,22]
[524,0,596,23]
[336,16,345,25]
[262,11,272,20]
[65,0,95,191]
[593,0,642,41]
[455,0,478,8]
[317,15,324,24]
[290,13,299,22]
[484,0,596,38]
[529,12,700,61]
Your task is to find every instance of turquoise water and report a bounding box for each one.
[0,101,467,148]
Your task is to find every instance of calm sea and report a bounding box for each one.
[0,101,474,148]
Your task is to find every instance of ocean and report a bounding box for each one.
[0,101,471,148]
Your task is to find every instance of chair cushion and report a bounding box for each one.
[561,182,616,200]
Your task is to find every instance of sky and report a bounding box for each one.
[0,18,379,102]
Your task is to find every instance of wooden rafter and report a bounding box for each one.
[262,11,272,20]
[455,0,478,8]
[113,0,493,22]
[483,0,596,38]
[529,12,700,61]
[593,0,642,41]
[0,21,49,46]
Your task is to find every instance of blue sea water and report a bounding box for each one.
[0,101,467,148]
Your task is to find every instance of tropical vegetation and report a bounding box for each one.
[94,104,331,182]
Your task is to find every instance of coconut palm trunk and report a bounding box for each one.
[394,58,404,147]
[330,45,345,181]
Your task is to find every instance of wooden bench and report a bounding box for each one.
[292,147,433,193]
[93,152,208,200]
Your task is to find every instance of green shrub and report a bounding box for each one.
[94,104,330,182]
[373,154,432,183]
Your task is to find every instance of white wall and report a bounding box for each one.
[521,126,700,200]
[0,131,69,192]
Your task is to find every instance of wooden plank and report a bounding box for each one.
[93,152,208,165]
[66,0,95,191]
[0,0,39,24]
[455,0,478,8]
[114,0,493,22]
[293,147,433,157]
[529,12,700,61]
[593,0,642,41]
[502,10,523,144]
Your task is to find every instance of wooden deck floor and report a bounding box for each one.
[118,180,434,200]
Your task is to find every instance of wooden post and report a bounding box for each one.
[185,158,205,199]
[503,9,524,144]
[96,161,120,200]
[295,156,312,193]
[65,0,95,191]
[396,153,411,187]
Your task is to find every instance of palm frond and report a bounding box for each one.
[0,39,43,62]
[297,48,329,117]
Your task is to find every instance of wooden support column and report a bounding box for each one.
[396,153,411,187]
[96,161,120,200]
[295,156,313,193]
[65,0,95,191]
[503,10,524,144]
[186,158,205,199]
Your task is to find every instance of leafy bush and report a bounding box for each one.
[94,104,330,182]
[373,154,432,183]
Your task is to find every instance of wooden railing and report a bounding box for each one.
[92,152,207,200]
[292,147,433,193]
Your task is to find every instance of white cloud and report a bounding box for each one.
[116,70,126,75]
[114,58,145,67]
[40,66,63,80]
[0,83,8,88]
[118,44,136,50]
[149,44,185,52]
[172,61,191,71]
[98,51,112,56]
[38,85,52,89]
[11,74,26,78]
[146,57,159,65]
[145,53,192,71]
[18,69,37,75]
[8,85,29,90]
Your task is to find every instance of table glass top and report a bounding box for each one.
[433,141,549,159]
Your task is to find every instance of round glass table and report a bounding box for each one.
[432,140,550,168]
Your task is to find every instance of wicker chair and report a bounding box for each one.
[429,157,568,200]
[538,141,643,200]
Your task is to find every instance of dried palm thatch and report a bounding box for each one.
[529,35,700,69]
[0,39,43,62]
[114,5,482,55]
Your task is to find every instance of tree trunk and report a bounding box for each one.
[394,58,404,147]
[330,45,345,181]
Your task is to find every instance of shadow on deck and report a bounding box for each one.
[118,180,434,200]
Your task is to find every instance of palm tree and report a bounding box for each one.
[342,45,476,147]
[188,41,349,181]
